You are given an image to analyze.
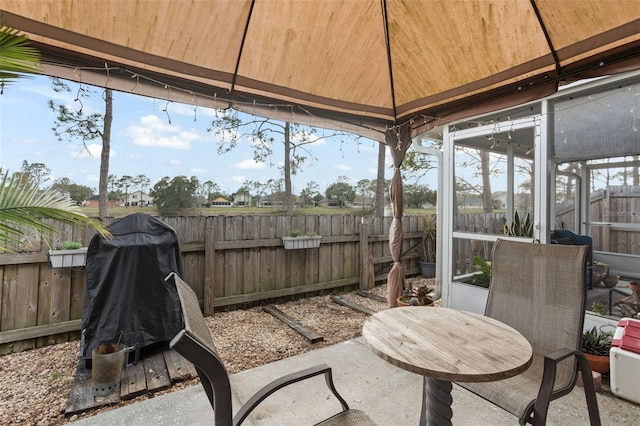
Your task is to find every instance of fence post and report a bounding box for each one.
[360,218,374,290]
[203,225,216,316]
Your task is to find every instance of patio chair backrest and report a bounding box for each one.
[458,239,599,425]
[168,273,233,425]
[486,239,587,361]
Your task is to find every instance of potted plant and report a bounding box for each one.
[282,230,322,249]
[470,256,491,288]
[581,326,613,373]
[398,283,434,306]
[592,261,609,287]
[48,240,88,268]
[419,214,437,278]
[503,211,533,237]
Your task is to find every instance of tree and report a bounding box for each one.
[117,175,134,206]
[209,112,357,214]
[48,78,113,220]
[375,142,386,216]
[202,180,222,202]
[106,174,123,203]
[133,174,151,206]
[455,148,505,214]
[479,150,494,212]
[150,175,199,215]
[0,168,109,252]
[19,160,51,188]
[299,181,320,208]
[0,25,108,251]
[400,149,438,182]
[354,178,377,210]
[50,177,94,204]
[325,176,356,208]
[404,183,436,208]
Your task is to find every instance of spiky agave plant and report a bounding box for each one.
[0,169,110,252]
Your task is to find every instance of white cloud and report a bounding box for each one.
[231,175,246,183]
[169,159,181,166]
[235,159,265,170]
[191,167,207,174]
[125,114,200,149]
[334,163,351,171]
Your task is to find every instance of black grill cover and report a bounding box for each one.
[80,213,184,360]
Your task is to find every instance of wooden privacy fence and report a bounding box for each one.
[555,186,640,254]
[0,214,423,353]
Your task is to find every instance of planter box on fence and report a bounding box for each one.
[48,247,88,268]
[282,236,322,250]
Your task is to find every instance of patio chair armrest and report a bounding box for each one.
[233,363,350,426]
[531,348,601,426]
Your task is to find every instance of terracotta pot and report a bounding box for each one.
[602,274,619,288]
[396,297,433,307]
[584,353,610,373]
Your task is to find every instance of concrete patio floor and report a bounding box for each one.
[71,337,639,425]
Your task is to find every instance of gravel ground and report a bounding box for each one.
[0,278,435,425]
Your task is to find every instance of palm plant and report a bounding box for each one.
[0,19,42,90]
[0,169,110,252]
[421,214,437,263]
[0,23,109,251]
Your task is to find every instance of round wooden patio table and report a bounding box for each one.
[362,307,533,426]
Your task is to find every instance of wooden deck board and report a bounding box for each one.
[144,351,172,392]
[164,349,197,381]
[65,349,196,416]
[120,362,146,401]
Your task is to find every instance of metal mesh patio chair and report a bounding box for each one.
[166,273,376,426]
[457,239,601,425]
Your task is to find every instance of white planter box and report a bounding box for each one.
[450,280,489,315]
[282,236,322,250]
[48,247,88,268]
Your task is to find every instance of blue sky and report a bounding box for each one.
[0,74,405,196]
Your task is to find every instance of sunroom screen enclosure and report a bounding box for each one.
[432,70,640,314]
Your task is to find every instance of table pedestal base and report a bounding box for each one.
[419,377,453,426]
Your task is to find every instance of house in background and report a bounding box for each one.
[124,191,153,206]
[233,193,251,207]
[83,196,119,208]
[210,197,232,207]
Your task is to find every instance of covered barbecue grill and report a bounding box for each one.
[80,213,184,362]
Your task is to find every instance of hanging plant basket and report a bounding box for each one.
[48,247,88,268]
[282,236,322,250]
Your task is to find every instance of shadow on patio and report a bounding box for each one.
[70,337,639,426]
